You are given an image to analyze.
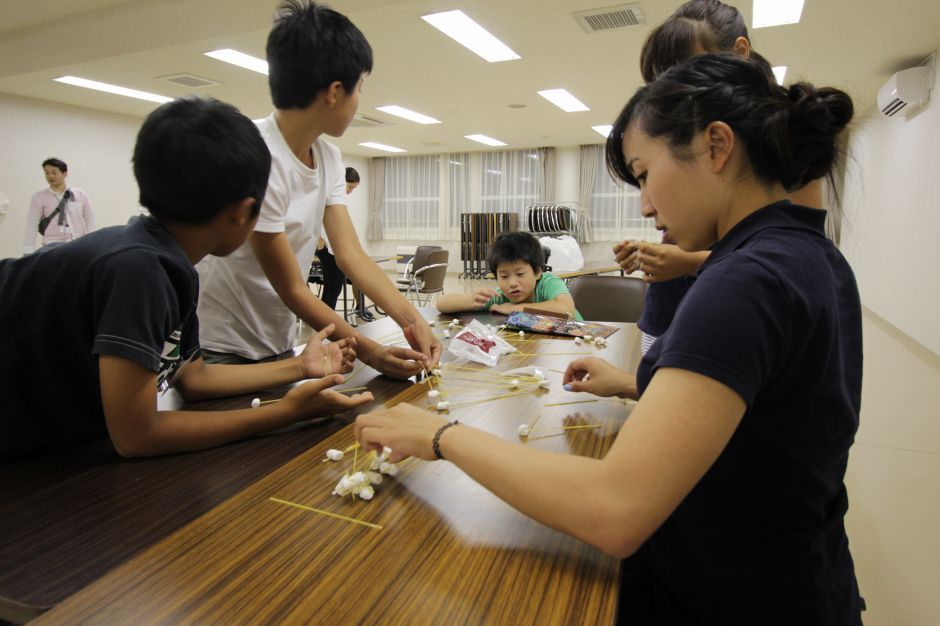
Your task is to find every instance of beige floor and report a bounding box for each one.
[304,273,940,626]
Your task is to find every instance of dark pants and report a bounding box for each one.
[316,247,346,310]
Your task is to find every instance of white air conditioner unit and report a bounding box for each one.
[878,61,933,118]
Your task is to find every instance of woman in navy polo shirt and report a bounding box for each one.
[355,53,863,625]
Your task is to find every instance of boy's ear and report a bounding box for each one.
[324,81,345,108]
[705,121,735,174]
[227,197,257,226]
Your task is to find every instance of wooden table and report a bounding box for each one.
[35,312,639,625]
[0,317,416,624]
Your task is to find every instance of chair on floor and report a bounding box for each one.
[402,249,449,306]
[568,275,647,323]
[396,245,442,294]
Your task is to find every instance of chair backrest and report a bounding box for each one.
[414,250,449,293]
[568,275,647,323]
[410,245,443,275]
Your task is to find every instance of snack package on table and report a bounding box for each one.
[505,311,619,339]
[447,319,516,367]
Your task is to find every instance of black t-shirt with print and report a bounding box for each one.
[0,216,199,460]
[630,202,864,625]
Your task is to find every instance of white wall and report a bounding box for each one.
[0,93,142,259]
[840,58,940,357]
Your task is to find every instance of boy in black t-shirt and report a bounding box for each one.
[0,96,373,461]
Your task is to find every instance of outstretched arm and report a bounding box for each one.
[436,288,497,314]
[356,367,744,557]
[100,355,373,457]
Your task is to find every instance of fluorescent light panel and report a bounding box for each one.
[421,10,520,63]
[772,66,787,85]
[359,142,406,153]
[376,105,441,124]
[752,0,804,28]
[538,88,589,112]
[204,48,268,75]
[465,134,507,147]
[53,76,171,104]
[592,125,613,138]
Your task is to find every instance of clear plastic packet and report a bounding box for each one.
[447,319,515,367]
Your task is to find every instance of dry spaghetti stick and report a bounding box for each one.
[337,386,368,393]
[543,399,599,407]
[516,351,593,357]
[269,497,383,530]
[523,424,603,442]
[448,390,531,410]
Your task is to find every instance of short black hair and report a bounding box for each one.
[42,158,67,172]
[487,231,545,275]
[133,96,271,224]
[345,166,360,183]
[266,1,373,109]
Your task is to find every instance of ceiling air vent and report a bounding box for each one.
[350,114,390,128]
[160,73,220,88]
[573,4,646,33]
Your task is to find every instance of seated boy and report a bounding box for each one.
[436,231,583,320]
[0,96,372,462]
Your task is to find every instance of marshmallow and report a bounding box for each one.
[452,319,460,325]
[518,330,525,337]
[574,336,583,345]
[537,379,550,389]
[532,368,544,379]
[584,335,593,342]
[367,471,383,485]
[509,379,519,389]
[432,368,442,378]
[370,455,383,470]
[443,329,451,339]
[436,401,450,411]
[380,461,399,476]
[382,446,393,459]
[358,485,375,501]
[428,389,441,400]
[517,424,530,438]
[250,397,261,408]
[428,319,436,326]
[349,471,368,487]
[325,449,344,461]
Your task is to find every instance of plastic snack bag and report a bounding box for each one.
[447,319,515,367]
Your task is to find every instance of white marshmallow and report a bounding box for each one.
[436,401,450,411]
[509,379,519,389]
[538,379,550,389]
[250,397,261,408]
[325,449,344,461]
[432,368,442,378]
[367,471,384,485]
[443,329,451,339]
[517,424,530,438]
[532,368,545,379]
[358,485,375,500]
[380,462,399,476]
[518,330,525,337]
[382,446,393,459]
[452,319,460,325]
[369,456,383,470]
[349,471,368,486]
[574,336,583,345]
[428,319,436,326]
[428,389,441,399]
[584,335,593,342]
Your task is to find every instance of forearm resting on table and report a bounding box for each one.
[100,355,305,457]
[173,356,306,401]
[436,293,482,313]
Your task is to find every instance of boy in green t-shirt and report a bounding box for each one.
[436,232,582,321]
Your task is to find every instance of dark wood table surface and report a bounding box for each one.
[34,312,640,625]
[0,312,428,624]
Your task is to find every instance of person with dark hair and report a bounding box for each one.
[0,96,372,462]
[316,166,373,321]
[196,1,439,375]
[614,0,824,355]
[437,231,582,322]
[356,54,863,625]
[22,157,96,254]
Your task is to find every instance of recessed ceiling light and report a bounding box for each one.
[465,134,507,147]
[53,76,171,104]
[592,125,613,138]
[537,89,590,112]
[204,49,268,75]
[375,105,441,124]
[772,66,788,85]
[421,10,520,63]
[752,0,804,28]
[359,141,406,153]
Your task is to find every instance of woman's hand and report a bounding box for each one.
[355,402,449,462]
[563,357,637,399]
[613,239,641,273]
[634,243,707,283]
[282,374,374,419]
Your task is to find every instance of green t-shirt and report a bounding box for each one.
[484,272,583,321]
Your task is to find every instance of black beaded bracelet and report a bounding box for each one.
[432,420,459,460]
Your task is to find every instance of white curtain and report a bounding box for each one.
[584,144,657,242]
[382,154,442,240]
[577,145,598,243]
[538,147,555,202]
[479,148,542,217]
[367,157,385,240]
